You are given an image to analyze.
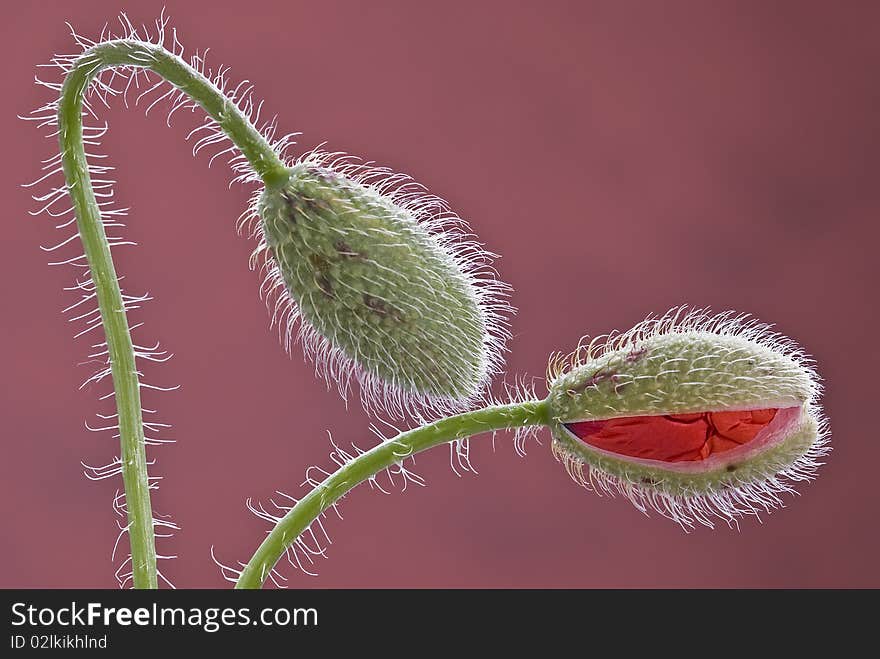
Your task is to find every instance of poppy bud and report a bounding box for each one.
[547,308,829,528]
[256,153,509,417]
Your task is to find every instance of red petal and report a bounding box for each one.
[565,409,778,463]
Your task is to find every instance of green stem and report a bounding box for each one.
[234,399,549,589]
[58,39,289,589]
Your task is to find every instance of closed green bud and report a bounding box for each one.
[546,308,829,528]
[254,153,509,417]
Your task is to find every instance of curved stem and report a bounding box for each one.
[58,39,289,588]
[235,399,549,589]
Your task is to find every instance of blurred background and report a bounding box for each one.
[3,0,878,587]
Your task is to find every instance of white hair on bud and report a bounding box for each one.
[547,306,831,529]
[242,149,513,420]
[548,305,817,389]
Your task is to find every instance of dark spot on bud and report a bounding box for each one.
[300,195,331,214]
[316,274,334,298]
[363,294,389,315]
[626,347,648,363]
[334,240,362,259]
[587,369,614,386]
[308,253,329,271]
[311,167,339,184]
[308,254,334,297]
[726,464,738,472]
[279,192,298,224]
[567,368,616,395]
[363,294,404,322]
[640,476,658,486]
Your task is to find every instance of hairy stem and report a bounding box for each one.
[235,400,549,589]
[58,39,289,588]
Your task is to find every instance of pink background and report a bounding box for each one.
[3,1,878,587]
